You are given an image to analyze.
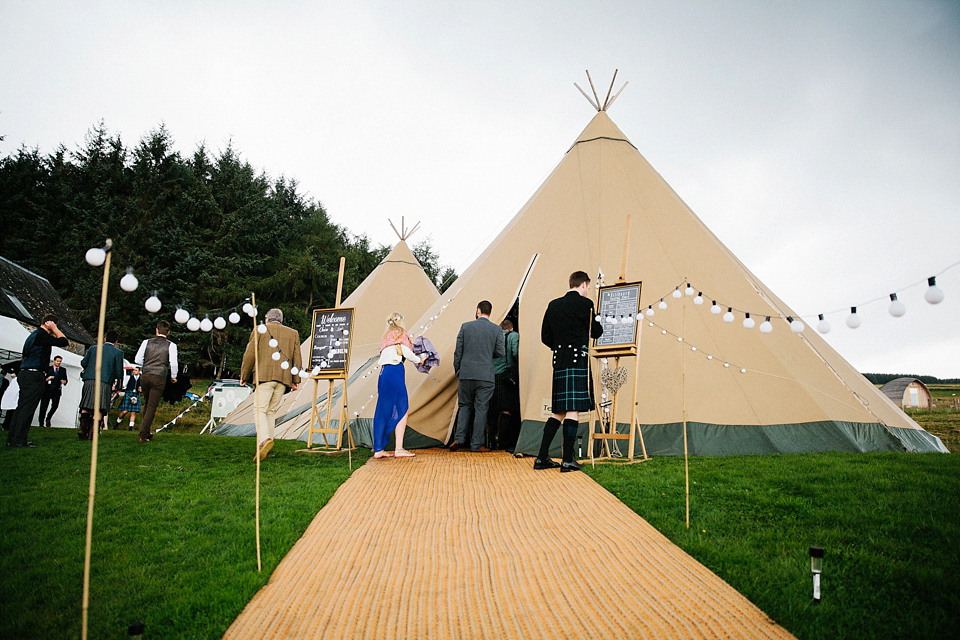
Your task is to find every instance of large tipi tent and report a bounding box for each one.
[344,106,947,455]
[215,234,440,444]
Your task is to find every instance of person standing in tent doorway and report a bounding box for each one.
[490,319,520,450]
[115,367,142,431]
[135,320,178,443]
[538,271,603,472]
[240,308,302,461]
[372,313,422,459]
[38,355,68,427]
[450,301,505,453]
[7,314,68,448]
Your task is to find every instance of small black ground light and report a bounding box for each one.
[128,621,145,638]
[809,546,825,602]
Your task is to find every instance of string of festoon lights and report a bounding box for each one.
[612,260,956,337]
[349,291,464,420]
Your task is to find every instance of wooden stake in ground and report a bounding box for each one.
[251,292,262,572]
[81,238,112,640]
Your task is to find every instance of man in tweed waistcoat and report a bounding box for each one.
[240,308,302,461]
[538,271,603,472]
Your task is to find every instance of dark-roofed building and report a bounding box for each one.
[880,377,932,409]
[0,255,95,348]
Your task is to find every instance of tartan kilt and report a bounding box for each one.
[551,364,594,412]
[80,379,113,413]
[117,392,141,413]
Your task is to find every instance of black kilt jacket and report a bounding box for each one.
[541,291,604,369]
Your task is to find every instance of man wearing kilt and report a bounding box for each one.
[78,330,125,440]
[537,271,603,472]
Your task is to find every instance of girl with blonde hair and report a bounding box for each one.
[373,312,421,458]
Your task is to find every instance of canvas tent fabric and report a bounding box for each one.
[0,316,83,428]
[340,110,946,455]
[215,239,440,444]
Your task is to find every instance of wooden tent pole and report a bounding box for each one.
[252,292,262,571]
[682,302,690,529]
[81,239,112,640]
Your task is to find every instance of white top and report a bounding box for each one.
[378,344,422,367]
[134,337,179,377]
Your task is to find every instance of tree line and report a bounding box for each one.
[0,123,455,377]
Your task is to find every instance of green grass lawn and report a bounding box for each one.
[1,427,958,639]
[0,427,370,639]
[585,452,960,639]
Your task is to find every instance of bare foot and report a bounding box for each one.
[373,451,388,459]
[394,449,416,457]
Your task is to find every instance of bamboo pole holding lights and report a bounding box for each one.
[682,301,690,529]
[80,239,113,640]
[252,292,262,572]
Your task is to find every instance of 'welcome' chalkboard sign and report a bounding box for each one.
[310,307,354,374]
[595,282,642,352]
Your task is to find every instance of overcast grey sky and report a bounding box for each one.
[2,0,958,377]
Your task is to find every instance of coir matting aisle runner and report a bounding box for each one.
[224,450,794,639]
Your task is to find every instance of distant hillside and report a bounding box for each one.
[862,373,960,385]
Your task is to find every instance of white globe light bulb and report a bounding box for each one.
[120,270,139,292]
[685,286,695,297]
[888,294,906,317]
[672,288,682,299]
[790,320,805,333]
[200,317,213,332]
[145,295,162,314]
[213,316,227,330]
[710,302,721,315]
[743,316,755,329]
[290,366,299,376]
[271,351,281,361]
[723,310,734,323]
[174,308,190,324]
[759,319,773,334]
[846,308,861,329]
[816,315,831,334]
[924,277,944,304]
[257,323,267,334]
[658,299,668,310]
[693,295,703,305]
[268,338,278,348]
[187,317,201,332]
[280,360,289,370]
[229,311,241,324]
[646,307,654,317]
[85,247,106,267]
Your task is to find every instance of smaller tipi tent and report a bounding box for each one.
[215,229,440,443]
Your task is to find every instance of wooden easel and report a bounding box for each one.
[297,257,355,461]
[587,215,649,465]
[303,370,354,451]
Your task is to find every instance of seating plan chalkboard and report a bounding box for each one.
[594,282,641,351]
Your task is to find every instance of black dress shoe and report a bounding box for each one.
[533,458,561,470]
[449,441,461,452]
[560,460,583,473]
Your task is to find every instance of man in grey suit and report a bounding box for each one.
[451,300,505,452]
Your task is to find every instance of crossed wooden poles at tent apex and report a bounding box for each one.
[575,69,629,112]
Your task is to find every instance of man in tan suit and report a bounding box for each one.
[240,308,302,461]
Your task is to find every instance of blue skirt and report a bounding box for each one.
[373,363,409,452]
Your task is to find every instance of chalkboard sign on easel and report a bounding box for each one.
[594,281,642,355]
[310,308,354,374]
